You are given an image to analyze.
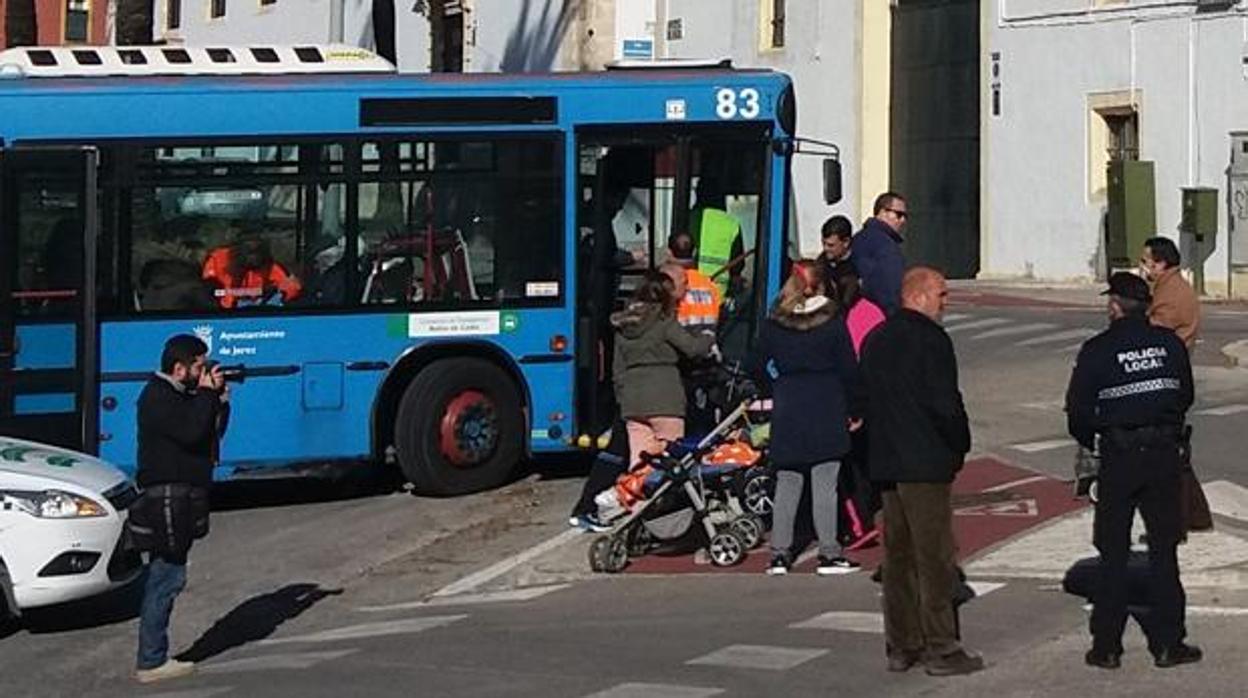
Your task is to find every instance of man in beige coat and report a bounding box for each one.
[1141,237,1200,349]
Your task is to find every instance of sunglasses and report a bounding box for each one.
[886,208,909,220]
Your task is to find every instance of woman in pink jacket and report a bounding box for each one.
[830,270,884,548]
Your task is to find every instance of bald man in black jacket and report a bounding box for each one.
[861,266,981,677]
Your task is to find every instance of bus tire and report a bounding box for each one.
[394,358,524,496]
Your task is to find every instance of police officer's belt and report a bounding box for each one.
[1100,424,1182,447]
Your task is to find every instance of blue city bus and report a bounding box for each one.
[0,45,839,495]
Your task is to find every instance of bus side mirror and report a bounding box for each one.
[823,158,843,205]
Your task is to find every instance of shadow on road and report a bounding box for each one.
[176,583,342,663]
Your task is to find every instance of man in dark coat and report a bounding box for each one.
[860,266,982,676]
[852,192,908,314]
[130,334,228,684]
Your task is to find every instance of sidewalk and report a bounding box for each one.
[950,279,1248,366]
[952,278,1248,309]
[949,279,1103,308]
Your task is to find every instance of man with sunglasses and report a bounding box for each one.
[852,192,909,315]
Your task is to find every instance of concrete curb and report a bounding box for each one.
[1222,339,1248,367]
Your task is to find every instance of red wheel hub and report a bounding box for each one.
[438,390,499,467]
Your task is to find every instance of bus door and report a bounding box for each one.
[575,135,683,440]
[0,147,99,451]
[574,128,770,439]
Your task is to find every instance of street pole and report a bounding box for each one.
[330,0,344,43]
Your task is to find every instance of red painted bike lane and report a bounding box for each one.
[624,457,1088,575]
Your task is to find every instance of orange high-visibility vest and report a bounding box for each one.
[202,246,302,309]
[677,268,722,332]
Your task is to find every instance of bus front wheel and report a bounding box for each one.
[394,358,524,496]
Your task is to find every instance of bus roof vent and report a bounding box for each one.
[0,44,396,78]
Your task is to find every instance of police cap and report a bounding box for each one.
[1101,271,1152,303]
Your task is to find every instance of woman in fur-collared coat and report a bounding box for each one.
[753,260,862,576]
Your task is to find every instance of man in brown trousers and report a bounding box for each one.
[1140,237,1200,349]
[860,266,983,676]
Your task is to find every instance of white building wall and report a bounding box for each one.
[985,1,1248,296]
[662,0,863,258]
[156,0,372,50]
[155,0,581,73]
[466,0,579,72]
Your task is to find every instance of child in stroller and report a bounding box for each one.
[587,398,774,573]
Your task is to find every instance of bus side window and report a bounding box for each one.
[358,138,561,308]
[128,143,343,313]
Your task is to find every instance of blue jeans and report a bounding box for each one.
[136,557,187,670]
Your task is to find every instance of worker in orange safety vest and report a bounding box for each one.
[202,236,302,309]
[664,232,722,335]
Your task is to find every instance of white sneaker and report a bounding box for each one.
[135,659,195,684]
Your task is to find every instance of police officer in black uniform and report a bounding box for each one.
[1065,272,1201,670]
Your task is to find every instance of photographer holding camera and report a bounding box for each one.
[128,334,229,684]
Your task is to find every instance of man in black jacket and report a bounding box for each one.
[861,266,982,676]
[1065,272,1199,670]
[131,334,228,684]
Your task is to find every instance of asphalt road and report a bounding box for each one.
[1,292,1245,697]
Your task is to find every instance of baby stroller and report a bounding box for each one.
[587,398,774,573]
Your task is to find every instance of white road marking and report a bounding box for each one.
[686,644,828,671]
[966,581,1006,597]
[945,318,1010,333]
[432,528,582,597]
[1014,328,1097,347]
[1187,605,1248,617]
[789,611,883,634]
[259,614,466,645]
[956,499,1039,517]
[1203,480,1248,522]
[584,683,725,698]
[969,322,1058,341]
[1192,404,1248,417]
[1020,400,1065,411]
[942,313,971,323]
[357,584,570,612]
[143,690,234,698]
[982,475,1049,492]
[1009,439,1076,453]
[200,650,358,674]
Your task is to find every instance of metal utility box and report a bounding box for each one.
[1106,160,1157,268]
[1180,187,1218,241]
[1229,132,1248,269]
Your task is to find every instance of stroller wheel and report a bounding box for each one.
[742,472,775,517]
[589,535,629,574]
[1088,479,1099,503]
[707,530,747,567]
[729,515,764,550]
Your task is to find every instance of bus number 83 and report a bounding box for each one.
[715,87,761,120]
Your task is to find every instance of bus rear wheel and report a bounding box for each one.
[394,358,524,496]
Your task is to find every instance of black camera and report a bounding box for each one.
[204,360,244,383]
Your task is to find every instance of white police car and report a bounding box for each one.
[0,437,142,619]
